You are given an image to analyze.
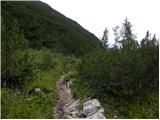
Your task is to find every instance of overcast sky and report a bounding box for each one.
[41,0,160,44]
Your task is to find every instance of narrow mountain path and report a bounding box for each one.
[53,74,107,119]
[53,75,74,119]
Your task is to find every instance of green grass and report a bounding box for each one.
[1,69,60,119]
[24,70,59,94]
[103,90,159,119]
[1,89,57,118]
[1,48,81,119]
[1,49,66,119]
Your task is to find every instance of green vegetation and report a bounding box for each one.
[1,48,62,118]
[2,1,101,56]
[1,1,159,119]
[1,1,99,118]
[2,92,56,119]
[71,19,159,118]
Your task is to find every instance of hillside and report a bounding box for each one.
[2,1,101,55]
[1,1,102,118]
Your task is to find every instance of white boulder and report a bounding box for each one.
[82,99,102,116]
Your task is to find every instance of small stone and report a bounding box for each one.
[35,88,42,93]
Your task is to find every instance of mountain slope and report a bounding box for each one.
[1,1,102,118]
[2,1,101,55]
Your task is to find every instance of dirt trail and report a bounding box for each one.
[53,75,74,119]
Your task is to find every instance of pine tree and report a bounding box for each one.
[101,28,109,48]
[113,17,137,48]
[141,30,151,46]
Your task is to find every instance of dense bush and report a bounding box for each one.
[77,36,159,101]
[25,48,58,71]
[1,16,29,88]
[2,48,58,88]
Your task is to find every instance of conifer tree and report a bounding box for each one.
[101,28,109,48]
[113,17,137,48]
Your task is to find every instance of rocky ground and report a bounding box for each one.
[53,75,74,118]
[53,75,106,119]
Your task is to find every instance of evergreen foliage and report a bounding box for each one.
[101,28,109,48]
[74,19,159,118]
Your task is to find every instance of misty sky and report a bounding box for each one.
[41,0,160,45]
